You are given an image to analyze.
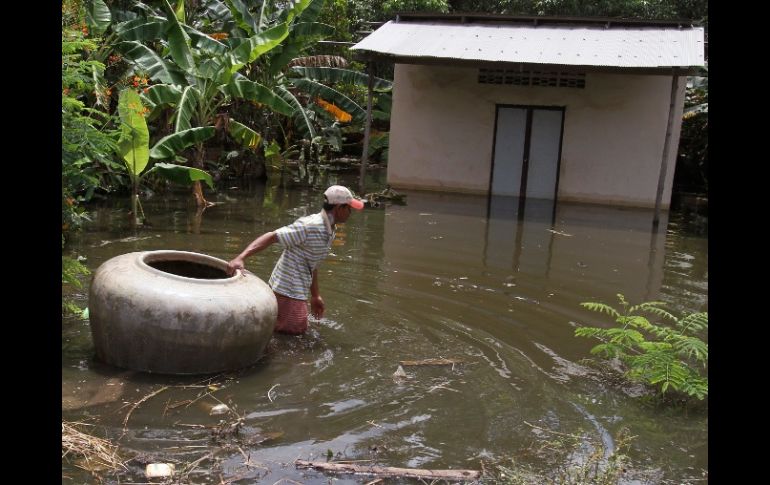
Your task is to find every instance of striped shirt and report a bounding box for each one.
[269,210,335,300]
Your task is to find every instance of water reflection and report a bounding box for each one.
[63,179,707,484]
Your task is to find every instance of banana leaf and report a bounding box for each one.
[274,85,315,140]
[147,162,214,188]
[85,0,112,36]
[223,79,293,116]
[141,84,183,109]
[163,0,194,72]
[224,0,258,35]
[293,78,365,123]
[225,120,261,150]
[150,127,216,159]
[117,89,150,176]
[291,67,393,92]
[116,41,188,85]
[114,16,166,42]
[175,86,200,132]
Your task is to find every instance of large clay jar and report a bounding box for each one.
[88,250,277,375]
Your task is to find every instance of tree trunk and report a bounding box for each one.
[131,177,139,226]
[192,143,208,207]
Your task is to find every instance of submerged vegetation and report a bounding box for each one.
[483,427,635,485]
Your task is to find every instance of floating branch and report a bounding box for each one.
[123,386,169,430]
[295,460,480,481]
[398,358,465,367]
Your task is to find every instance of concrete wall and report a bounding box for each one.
[387,64,686,208]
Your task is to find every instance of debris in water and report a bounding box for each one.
[209,403,229,416]
[392,365,408,381]
[96,235,155,247]
[244,430,284,446]
[399,358,464,367]
[146,463,175,478]
[295,460,480,480]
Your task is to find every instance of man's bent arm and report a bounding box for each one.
[228,232,278,274]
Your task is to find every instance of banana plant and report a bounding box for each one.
[220,0,333,142]
[114,0,390,192]
[117,89,213,224]
[113,0,314,206]
[224,0,396,164]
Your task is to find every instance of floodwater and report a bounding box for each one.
[62,173,707,484]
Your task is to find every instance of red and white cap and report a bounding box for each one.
[324,185,364,210]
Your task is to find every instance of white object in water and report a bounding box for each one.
[210,403,230,415]
[146,463,175,478]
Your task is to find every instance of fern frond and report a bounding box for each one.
[637,340,671,352]
[645,323,678,341]
[581,302,620,318]
[625,315,653,330]
[575,327,606,339]
[638,301,667,307]
[605,328,645,346]
[628,301,666,313]
[574,297,708,401]
[641,306,678,322]
[590,343,623,358]
[679,312,708,333]
[681,374,709,399]
[674,336,708,362]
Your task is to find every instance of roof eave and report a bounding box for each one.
[351,51,702,76]
[391,12,704,28]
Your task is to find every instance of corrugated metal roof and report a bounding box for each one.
[351,21,705,68]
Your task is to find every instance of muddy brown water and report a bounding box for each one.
[62,175,707,483]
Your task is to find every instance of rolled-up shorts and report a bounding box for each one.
[274,292,308,334]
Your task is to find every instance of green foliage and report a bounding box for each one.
[62,255,89,290]
[62,0,112,317]
[62,8,122,235]
[383,0,450,15]
[446,0,707,21]
[676,67,708,195]
[317,0,352,45]
[62,244,90,318]
[347,0,707,29]
[575,294,708,400]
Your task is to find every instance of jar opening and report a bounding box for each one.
[146,260,230,280]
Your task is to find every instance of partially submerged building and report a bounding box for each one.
[351,14,705,210]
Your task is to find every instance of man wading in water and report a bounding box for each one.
[227,185,364,334]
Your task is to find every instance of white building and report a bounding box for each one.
[352,14,705,209]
